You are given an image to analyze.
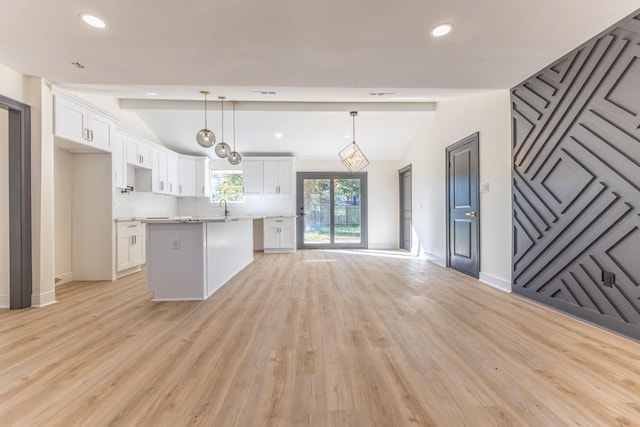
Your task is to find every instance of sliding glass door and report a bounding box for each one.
[297,172,367,249]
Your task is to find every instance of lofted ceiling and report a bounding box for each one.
[0,1,638,159]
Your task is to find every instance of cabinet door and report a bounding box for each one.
[167,153,179,195]
[178,157,196,197]
[138,142,152,168]
[127,139,139,165]
[87,112,113,152]
[264,225,281,248]
[116,235,132,271]
[113,132,127,189]
[280,225,295,249]
[263,161,278,194]
[154,150,169,193]
[54,96,86,144]
[195,157,211,197]
[129,234,145,266]
[277,160,293,195]
[243,160,264,194]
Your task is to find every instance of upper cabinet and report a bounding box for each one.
[243,157,294,196]
[243,160,264,195]
[194,157,211,198]
[53,90,117,153]
[178,156,196,197]
[127,137,152,169]
[112,131,128,189]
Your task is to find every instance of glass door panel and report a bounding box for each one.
[334,179,361,244]
[297,172,368,249]
[302,178,331,245]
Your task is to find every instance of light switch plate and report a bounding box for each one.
[480,182,490,193]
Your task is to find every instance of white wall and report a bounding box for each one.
[0,108,9,306]
[54,149,73,284]
[295,159,399,250]
[399,90,512,291]
[114,189,179,218]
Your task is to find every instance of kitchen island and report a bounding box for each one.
[143,217,254,301]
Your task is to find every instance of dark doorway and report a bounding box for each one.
[296,172,368,249]
[0,94,32,309]
[446,133,479,278]
[399,165,412,251]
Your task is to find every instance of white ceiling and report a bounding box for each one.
[0,1,638,159]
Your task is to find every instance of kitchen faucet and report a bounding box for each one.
[219,199,229,217]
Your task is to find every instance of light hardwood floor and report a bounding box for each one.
[1,250,640,426]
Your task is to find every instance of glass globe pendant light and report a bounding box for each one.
[228,100,242,165]
[214,96,231,158]
[196,90,216,148]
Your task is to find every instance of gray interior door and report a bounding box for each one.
[447,134,479,278]
[399,166,412,250]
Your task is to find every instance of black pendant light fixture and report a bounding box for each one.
[196,90,216,148]
[228,100,242,165]
[214,96,231,158]
[339,111,369,171]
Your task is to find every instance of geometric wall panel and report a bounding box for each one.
[511,9,640,340]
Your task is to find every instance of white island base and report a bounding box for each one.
[145,218,254,301]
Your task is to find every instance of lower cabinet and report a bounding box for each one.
[116,221,145,273]
[264,217,296,253]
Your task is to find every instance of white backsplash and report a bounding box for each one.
[114,189,179,218]
[178,194,296,218]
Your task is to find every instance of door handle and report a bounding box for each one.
[465,211,477,217]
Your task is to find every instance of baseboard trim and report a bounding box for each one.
[479,272,511,293]
[426,253,446,267]
[0,294,9,308]
[32,290,58,307]
[55,272,73,286]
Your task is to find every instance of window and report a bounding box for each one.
[210,170,244,203]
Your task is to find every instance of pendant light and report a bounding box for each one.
[214,96,231,158]
[228,100,242,165]
[339,111,369,171]
[196,90,216,148]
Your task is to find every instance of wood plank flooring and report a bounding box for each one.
[1,250,640,426]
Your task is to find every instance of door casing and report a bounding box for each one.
[398,164,412,251]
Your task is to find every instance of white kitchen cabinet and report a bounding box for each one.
[263,160,293,195]
[53,91,116,153]
[153,149,169,193]
[243,157,294,196]
[116,221,145,273]
[264,217,296,253]
[167,152,179,195]
[178,156,196,197]
[243,160,264,194]
[195,157,211,197]
[127,138,152,169]
[112,131,127,189]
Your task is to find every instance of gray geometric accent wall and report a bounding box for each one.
[511,10,640,340]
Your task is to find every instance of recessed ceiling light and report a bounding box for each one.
[80,13,106,29]
[146,92,158,96]
[71,62,86,70]
[274,132,283,139]
[431,23,453,38]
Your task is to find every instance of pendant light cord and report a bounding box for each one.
[221,98,224,141]
[352,113,356,144]
[204,92,208,128]
[232,101,236,151]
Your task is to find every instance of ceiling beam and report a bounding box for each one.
[119,99,436,112]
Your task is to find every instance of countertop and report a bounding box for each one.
[116,214,296,222]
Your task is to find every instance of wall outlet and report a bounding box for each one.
[602,271,615,288]
[171,237,180,250]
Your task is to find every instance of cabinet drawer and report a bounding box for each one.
[265,217,294,227]
[117,221,144,236]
